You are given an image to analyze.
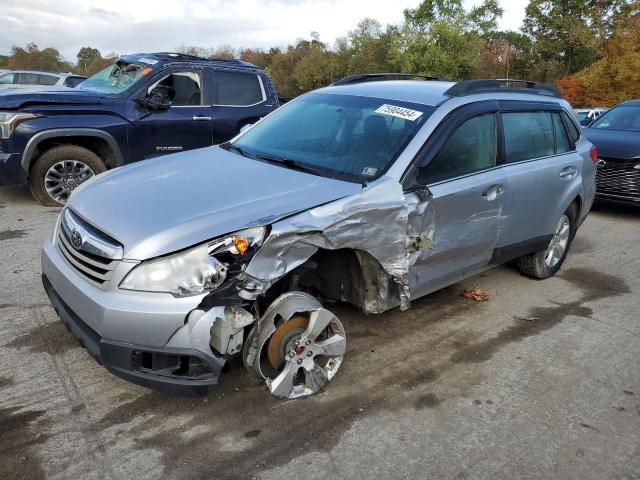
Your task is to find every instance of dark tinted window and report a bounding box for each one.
[38,74,59,85]
[553,112,572,153]
[418,113,497,184]
[561,111,580,143]
[14,72,40,85]
[215,71,263,106]
[64,76,85,88]
[503,111,554,162]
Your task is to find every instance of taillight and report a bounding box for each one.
[589,145,598,162]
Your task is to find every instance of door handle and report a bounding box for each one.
[559,166,577,179]
[482,184,504,201]
[192,116,212,121]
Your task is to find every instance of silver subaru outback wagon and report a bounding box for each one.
[41,76,596,399]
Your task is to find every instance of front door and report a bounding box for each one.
[133,69,214,159]
[407,109,505,296]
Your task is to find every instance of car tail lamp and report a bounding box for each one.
[589,145,598,162]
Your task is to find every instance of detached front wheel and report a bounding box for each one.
[243,292,347,399]
[30,145,106,206]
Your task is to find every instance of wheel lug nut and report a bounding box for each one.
[305,340,311,346]
[307,351,313,356]
[297,359,303,364]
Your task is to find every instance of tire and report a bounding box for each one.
[515,204,577,279]
[30,144,106,206]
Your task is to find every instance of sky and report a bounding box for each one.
[1,0,529,61]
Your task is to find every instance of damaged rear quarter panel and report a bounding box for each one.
[241,177,436,313]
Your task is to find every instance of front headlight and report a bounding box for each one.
[0,112,37,139]
[119,226,265,297]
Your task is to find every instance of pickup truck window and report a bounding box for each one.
[215,71,263,106]
[148,71,202,106]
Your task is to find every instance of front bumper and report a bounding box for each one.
[0,152,27,186]
[41,236,229,396]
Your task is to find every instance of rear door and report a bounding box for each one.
[132,68,214,159]
[496,103,582,255]
[407,101,506,295]
[209,69,275,144]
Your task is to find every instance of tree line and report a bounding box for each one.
[1,0,638,106]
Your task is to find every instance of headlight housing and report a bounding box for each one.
[0,112,37,139]
[119,226,265,297]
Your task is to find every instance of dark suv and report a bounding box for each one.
[0,52,279,205]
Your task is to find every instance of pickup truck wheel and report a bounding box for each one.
[30,145,106,206]
[516,206,577,279]
[243,292,346,399]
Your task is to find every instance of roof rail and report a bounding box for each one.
[445,79,561,98]
[332,73,442,86]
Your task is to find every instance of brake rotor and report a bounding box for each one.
[267,315,308,368]
[243,292,347,399]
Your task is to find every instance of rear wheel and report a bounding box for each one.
[516,205,577,279]
[30,145,106,206]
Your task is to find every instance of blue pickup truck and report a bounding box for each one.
[0,52,279,205]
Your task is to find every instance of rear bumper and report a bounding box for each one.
[0,152,26,186]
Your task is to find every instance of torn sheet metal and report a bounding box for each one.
[240,177,436,313]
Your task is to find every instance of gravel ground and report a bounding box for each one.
[1,185,639,480]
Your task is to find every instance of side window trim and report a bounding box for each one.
[211,71,266,108]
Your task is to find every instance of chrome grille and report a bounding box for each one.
[596,158,640,199]
[56,210,123,288]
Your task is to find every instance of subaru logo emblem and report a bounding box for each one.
[70,229,83,249]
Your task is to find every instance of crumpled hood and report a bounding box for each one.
[583,128,640,160]
[0,88,104,109]
[68,146,361,260]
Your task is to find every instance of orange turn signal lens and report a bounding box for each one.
[233,236,249,255]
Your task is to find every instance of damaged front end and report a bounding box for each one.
[187,177,435,398]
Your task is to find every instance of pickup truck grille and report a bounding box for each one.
[56,210,122,288]
[596,158,640,199]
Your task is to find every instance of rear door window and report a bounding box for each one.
[418,113,497,184]
[503,111,554,162]
[552,112,572,153]
[214,71,264,106]
[15,72,40,85]
[38,74,59,85]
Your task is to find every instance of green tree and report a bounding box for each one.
[77,47,101,75]
[521,0,627,80]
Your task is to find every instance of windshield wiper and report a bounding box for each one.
[253,152,326,177]
[220,142,255,159]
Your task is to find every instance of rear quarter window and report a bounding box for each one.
[38,74,59,85]
[503,111,554,163]
[64,76,85,88]
[214,71,263,106]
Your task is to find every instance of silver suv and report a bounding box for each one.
[41,76,596,399]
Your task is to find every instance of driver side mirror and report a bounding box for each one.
[136,85,174,111]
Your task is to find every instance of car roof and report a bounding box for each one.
[3,70,67,77]
[120,52,260,70]
[317,79,567,108]
[620,100,640,106]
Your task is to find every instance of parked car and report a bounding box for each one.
[575,107,608,126]
[582,100,640,205]
[41,76,596,398]
[0,70,86,90]
[0,52,279,205]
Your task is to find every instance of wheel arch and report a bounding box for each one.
[22,129,124,175]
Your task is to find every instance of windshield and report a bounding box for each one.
[78,61,154,94]
[590,105,640,132]
[230,93,433,183]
